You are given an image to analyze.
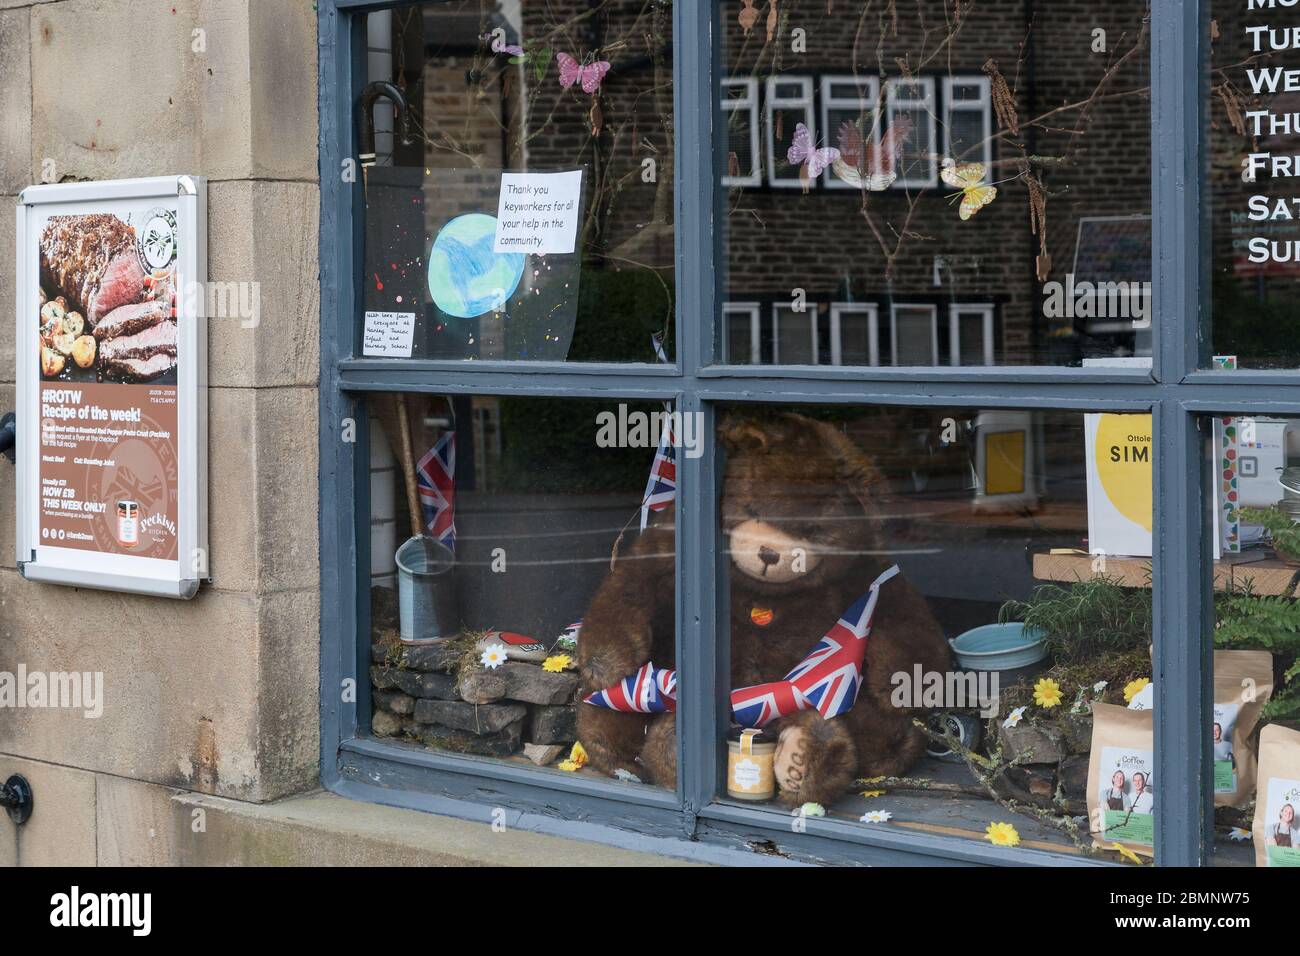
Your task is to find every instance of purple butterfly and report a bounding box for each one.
[787,122,841,179]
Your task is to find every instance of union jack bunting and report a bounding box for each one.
[639,422,677,531]
[582,566,900,728]
[417,431,456,551]
[782,564,899,721]
[729,680,806,729]
[640,332,676,531]
[583,662,678,714]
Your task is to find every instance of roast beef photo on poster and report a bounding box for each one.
[37,212,179,384]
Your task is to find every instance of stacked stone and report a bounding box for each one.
[370,641,579,763]
[993,714,1094,813]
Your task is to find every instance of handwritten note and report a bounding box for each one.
[362,311,416,357]
[494,170,583,254]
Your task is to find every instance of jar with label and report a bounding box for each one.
[116,500,139,548]
[727,727,776,801]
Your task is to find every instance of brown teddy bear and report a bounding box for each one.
[577,412,952,806]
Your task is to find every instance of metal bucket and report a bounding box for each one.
[395,535,458,644]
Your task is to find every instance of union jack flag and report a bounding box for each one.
[583,662,677,714]
[783,564,899,720]
[729,680,806,729]
[582,566,901,728]
[639,421,677,530]
[417,431,456,551]
[640,332,676,531]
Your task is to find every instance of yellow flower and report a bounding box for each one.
[1123,677,1151,703]
[1111,842,1144,865]
[1033,678,1063,709]
[985,822,1021,847]
[542,654,573,673]
[859,790,885,799]
[568,741,588,769]
[557,760,579,772]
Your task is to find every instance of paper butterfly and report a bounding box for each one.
[832,115,913,191]
[941,159,998,220]
[787,123,841,179]
[557,52,611,94]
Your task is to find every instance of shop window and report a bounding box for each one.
[1203,415,1300,866]
[323,0,1249,866]
[356,1,674,364]
[1208,2,1300,369]
[718,2,1152,369]
[712,404,1156,861]
[365,392,676,790]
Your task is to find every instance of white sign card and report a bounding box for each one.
[494,170,584,254]
[15,176,208,599]
[362,311,416,357]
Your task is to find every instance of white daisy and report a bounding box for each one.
[1093,680,1109,693]
[860,810,893,824]
[479,643,509,670]
[1003,706,1028,729]
[1229,827,1251,843]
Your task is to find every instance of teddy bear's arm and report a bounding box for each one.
[578,521,675,693]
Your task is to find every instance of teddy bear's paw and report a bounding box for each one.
[773,724,814,798]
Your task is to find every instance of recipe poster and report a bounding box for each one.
[17,177,206,597]
[34,202,181,560]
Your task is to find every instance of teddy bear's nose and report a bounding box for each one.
[758,546,781,567]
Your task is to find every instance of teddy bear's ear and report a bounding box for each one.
[810,419,889,515]
[718,417,772,454]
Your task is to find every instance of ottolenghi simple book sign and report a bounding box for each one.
[14,176,208,599]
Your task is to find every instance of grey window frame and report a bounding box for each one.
[317,0,1279,866]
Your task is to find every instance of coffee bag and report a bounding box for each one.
[1253,723,1300,868]
[1213,650,1274,807]
[1087,703,1156,856]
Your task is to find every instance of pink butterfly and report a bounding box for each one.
[787,122,841,179]
[833,115,914,190]
[557,52,611,94]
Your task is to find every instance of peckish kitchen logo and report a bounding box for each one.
[136,207,177,272]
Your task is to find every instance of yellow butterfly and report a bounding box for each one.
[941,159,997,220]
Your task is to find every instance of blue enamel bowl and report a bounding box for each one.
[949,623,1048,672]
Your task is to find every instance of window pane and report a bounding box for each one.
[714,404,1156,862]
[717,1,1152,367]
[359,3,674,363]
[366,393,676,791]
[1203,415,1300,866]
[1208,5,1300,368]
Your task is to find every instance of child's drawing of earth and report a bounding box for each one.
[427,213,525,318]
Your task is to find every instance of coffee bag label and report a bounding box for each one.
[1098,746,1156,847]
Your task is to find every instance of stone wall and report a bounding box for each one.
[0,0,322,863]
